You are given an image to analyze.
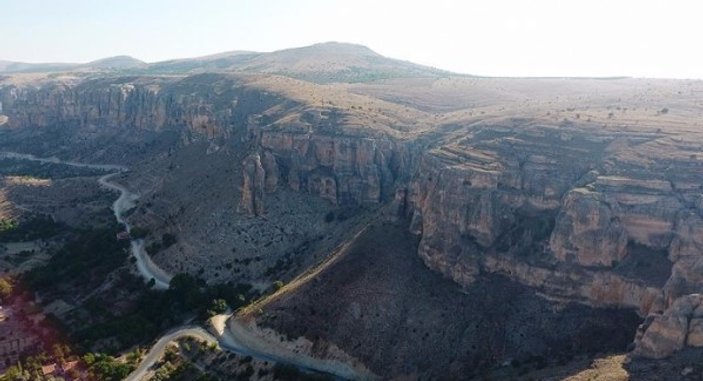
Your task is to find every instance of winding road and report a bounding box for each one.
[98,172,172,289]
[0,151,172,289]
[123,326,217,381]
[126,314,365,381]
[1,151,365,380]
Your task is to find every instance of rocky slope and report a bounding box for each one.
[253,221,642,379]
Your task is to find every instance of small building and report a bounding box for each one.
[116,231,131,241]
[63,360,79,372]
[42,363,57,377]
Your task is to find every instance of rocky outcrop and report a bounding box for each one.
[237,130,414,212]
[550,176,681,268]
[484,255,665,314]
[665,211,703,301]
[238,152,266,216]
[404,123,702,327]
[633,294,703,359]
[549,188,628,267]
[405,126,607,287]
[0,74,286,141]
[0,73,418,214]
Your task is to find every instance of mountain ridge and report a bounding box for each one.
[0,42,453,83]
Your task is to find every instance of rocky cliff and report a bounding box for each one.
[0,74,289,141]
[238,130,414,215]
[402,121,703,359]
[1,74,418,213]
[633,294,703,359]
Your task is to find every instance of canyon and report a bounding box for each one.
[1,43,702,379]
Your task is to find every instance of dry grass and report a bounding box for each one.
[244,74,433,137]
[562,355,630,381]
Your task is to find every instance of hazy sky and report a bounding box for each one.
[2,0,702,78]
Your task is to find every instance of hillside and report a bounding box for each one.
[0,55,145,74]
[1,42,451,83]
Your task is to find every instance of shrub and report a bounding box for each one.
[324,211,335,223]
[162,233,177,248]
[207,298,228,316]
[130,227,150,239]
[0,277,12,299]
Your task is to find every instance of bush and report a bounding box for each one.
[207,299,228,316]
[25,228,129,290]
[324,212,335,223]
[146,242,162,255]
[162,233,177,248]
[84,353,134,381]
[0,218,17,232]
[0,277,13,299]
[0,215,62,242]
[130,227,150,239]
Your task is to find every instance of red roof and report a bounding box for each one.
[41,363,57,376]
[63,360,79,371]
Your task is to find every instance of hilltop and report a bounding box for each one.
[0,42,450,83]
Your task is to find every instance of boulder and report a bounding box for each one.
[686,318,703,347]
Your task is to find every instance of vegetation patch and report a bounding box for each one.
[0,215,62,242]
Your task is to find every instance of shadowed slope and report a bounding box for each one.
[247,220,641,379]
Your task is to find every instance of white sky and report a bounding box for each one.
[2,0,703,78]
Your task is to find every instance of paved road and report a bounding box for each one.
[98,172,172,289]
[123,326,217,381]
[0,151,172,289]
[125,315,362,381]
[1,151,365,380]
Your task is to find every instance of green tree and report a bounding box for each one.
[130,227,150,239]
[207,299,228,316]
[82,353,97,366]
[169,273,205,310]
[0,277,12,299]
[161,233,177,248]
[87,354,134,381]
[51,343,69,365]
[0,365,27,381]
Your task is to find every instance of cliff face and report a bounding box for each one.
[1,75,416,211]
[402,122,703,358]
[633,294,703,359]
[238,130,415,214]
[0,75,288,141]
[406,124,605,287]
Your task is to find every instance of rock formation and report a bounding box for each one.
[633,294,703,359]
[236,131,413,212]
